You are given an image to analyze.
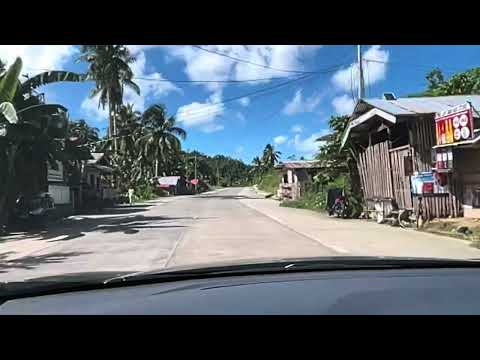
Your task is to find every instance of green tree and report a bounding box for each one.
[262,144,281,167]
[138,104,186,179]
[315,115,362,217]
[0,58,70,230]
[412,67,480,97]
[78,46,140,147]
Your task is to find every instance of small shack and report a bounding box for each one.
[156,176,190,195]
[75,152,117,209]
[342,94,480,219]
[275,160,323,201]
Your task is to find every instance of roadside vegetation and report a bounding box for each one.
[0,46,253,232]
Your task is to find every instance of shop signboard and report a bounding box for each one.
[435,102,474,145]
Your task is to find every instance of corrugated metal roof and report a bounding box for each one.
[361,95,480,117]
[157,176,181,186]
[275,160,322,169]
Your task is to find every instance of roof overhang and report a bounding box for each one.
[341,108,397,148]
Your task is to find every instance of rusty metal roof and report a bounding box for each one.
[358,95,480,117]
[275,160,322,169]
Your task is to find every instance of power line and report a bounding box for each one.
[175,63,348,119]
[193,45,321,74]
[175,74,314,118]
[363,58,471,74]
[22,67,303,85]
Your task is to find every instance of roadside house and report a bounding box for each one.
[155,176,190,195]
[342,94,480,219]
[76,152,116,209]
[47,160,73,218]
[275,160,323,201]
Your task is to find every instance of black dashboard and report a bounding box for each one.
[2,267,480,314]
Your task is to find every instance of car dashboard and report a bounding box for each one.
[1,267,480,314]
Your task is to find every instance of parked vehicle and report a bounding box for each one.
[327,188,350,218]
[12,192,55,227]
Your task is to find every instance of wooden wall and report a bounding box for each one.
[409,117,462,218]
[355,116,463,219]
[357,141,393,200]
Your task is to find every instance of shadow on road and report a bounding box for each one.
[0,251,92,273]
[1,211,200,244]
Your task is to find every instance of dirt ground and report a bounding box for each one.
[422,217,480,247]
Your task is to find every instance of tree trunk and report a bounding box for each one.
[0,144,19,232]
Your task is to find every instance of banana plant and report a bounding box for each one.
[0,57,73,231]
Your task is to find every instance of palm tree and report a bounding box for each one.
[78,46,140,151]
[262,144,281,167]
[68,119,100,145]
[138,104,186,179]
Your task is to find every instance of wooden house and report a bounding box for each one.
[275,160,323,201]
[342,95,480,219]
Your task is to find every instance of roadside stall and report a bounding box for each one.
[431,102,480,218]
[342,95,480,222]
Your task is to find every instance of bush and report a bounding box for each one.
[257,170,280,194]
[281,190,326,212]
[135,184,157,201]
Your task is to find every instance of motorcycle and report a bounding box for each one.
[331,195,348,218]
[12,192,55,228]
[327,189,350,218]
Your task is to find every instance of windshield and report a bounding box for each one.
[2,44,480,286]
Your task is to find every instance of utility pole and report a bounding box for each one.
[194,154,197,193]
[358,45,365,100]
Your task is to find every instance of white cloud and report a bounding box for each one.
[332,94,356,115]
[293,132,324,158]
[238,97,250,107]
[176,90,224,133]
[290,124,304,133]
[283,89,323,115]
[0,45,77,76]
[273,135,288,145]
[165,45,322,92]
[331,45,389,93]
[80,94,109,122]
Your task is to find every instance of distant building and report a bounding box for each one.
[47,160,73,218]
[275,160,323,201]
[155,176,190,195]
[74,153,117,209]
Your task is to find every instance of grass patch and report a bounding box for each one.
[421,218,480,247]
[280,191,326,212]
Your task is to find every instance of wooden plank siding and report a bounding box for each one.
[356,115,463,219]
[409,117,462,219]
[357,141,393,200]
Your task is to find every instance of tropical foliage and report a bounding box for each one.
[411,67,480,97]
[0,58,73,230]
[78,45,140,142]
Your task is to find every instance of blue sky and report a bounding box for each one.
[1,45,479,163]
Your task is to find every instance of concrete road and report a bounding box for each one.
[0,188,336,282]
[1,186,480,282]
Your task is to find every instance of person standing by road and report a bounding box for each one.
[128,188,135,206]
